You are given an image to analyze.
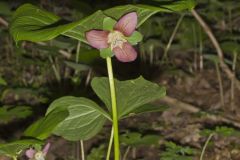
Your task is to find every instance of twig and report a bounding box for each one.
[80,140,85,160]
[191,9,240,91]
[158,96,240,128]
[159,96,200,113]
[37,42,72,59]
[122,146,131,160]
[200,133,214,160]
[215,62,225,107]
[0,17,8,27]
[162,14,185,62]
[231,52,237,110]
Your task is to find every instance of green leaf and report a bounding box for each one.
[91,76,166,119]
[204,54,232,65]
[46,96,110,141]
[24,109,69,140]
[221,41,240,54]
[77,48,99,64]
[103,17,116,31]
[10,2,195,44]
[104,1,195,27]
[0,139,43,158]
[0,106,32,124]
[122,104,168,118]
[120,132,160,147]
[160,141,195,160]
[87,144,105,160]
[153,0,196,11]
[0,76,7,86]
[126,31,143,45]
[100,48,113,59]
[0,2,12,16]
[10,4,102,43]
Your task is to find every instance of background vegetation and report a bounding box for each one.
[0,0,240,159]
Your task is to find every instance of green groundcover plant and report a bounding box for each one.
[0,1,195,159]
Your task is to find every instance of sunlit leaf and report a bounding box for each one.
[91,76,166,119]
[24,109,69,140]
[10,2,195,44]
[46,96,110,141]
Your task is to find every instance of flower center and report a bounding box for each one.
[34,151,45,160]
[108,31,127,50]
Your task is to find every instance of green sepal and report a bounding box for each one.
[100,48,114,59]
[126,31,143,45]
[103,17,117,31]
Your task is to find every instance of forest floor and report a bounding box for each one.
[1,54,240,160]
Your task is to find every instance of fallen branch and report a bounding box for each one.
[191,9,240,91]
[158,96,240,128]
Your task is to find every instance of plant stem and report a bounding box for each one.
[162,14,184,62]
[215,62,224,107]
[192,23,198,71]
[191,9,240,91]
[132,147,136,159]
[48,56,61,82]
[106,126,114,160]
[106,57,120,160]
[76,41,81,64]
[200,133,214,160]
[80,140,85,160]
[231,52,237,110]
[199,31,203,72]
[122,146,131,160]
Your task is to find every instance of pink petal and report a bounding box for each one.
[25,148,36,159]
[42,143,51,156]
[113,42,137,62]
[85,30,109,49]
[114,12,137,37]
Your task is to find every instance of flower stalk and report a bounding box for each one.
[106,57,120,160]
[106,127,114,160]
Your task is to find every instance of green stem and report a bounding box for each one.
[200,133,214,160]
[106,126,114,160]
[106,57,120,160]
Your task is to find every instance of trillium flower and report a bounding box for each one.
[86,12,143,62]
[25,143,50,160]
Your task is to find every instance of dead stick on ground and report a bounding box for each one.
[158,96,240,128]
[191,9,240,91]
